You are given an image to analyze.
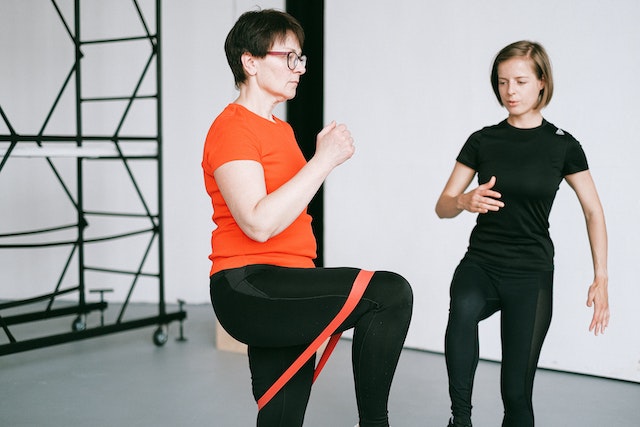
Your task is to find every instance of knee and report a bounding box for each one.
[448,290,488,322]
[373,270,413,311]
[502,391,532,426]
[502,379,532,415]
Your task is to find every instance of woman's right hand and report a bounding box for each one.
[457,176,504,214]
[314,121,355,169]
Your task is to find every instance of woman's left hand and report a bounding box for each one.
[586,276,609,336]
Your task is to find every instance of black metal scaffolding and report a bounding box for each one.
[0,0,186,356]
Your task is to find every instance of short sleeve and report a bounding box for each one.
[202,117,261,175]
[456,132,481,170]
[562,136,589,176]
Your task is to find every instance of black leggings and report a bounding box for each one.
[210,264,413,427]
[445,260,553,427]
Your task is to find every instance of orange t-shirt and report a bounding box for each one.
[202,104,317,276]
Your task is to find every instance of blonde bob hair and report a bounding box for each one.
[490,40,554,110]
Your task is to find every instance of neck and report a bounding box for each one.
[234,83,282,121]
[506,111,543,129]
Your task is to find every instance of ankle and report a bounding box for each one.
[448,416,472,427]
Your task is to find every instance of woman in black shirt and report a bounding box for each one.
[435,40,609,427]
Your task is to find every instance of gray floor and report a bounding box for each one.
[1,302,638,427]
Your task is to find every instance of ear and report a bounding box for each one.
[241,52,258,77]
[538,74,546,90]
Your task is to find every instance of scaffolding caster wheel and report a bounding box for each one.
[72,316,86,332]
[153,327,168,346]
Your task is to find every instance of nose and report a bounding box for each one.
[294,63,306,75]
[507,81,516,95]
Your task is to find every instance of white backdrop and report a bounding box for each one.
[1,0,638,382]
[323,0,640,382]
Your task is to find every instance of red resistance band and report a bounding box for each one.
[257,269,375,410]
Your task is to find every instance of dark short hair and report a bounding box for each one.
[490,40,554,109]
[224,9,305,87]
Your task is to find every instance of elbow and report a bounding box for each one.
[435,195,462,219]
[435,205,461,219]
[435,203,451,219]
[233,210,279,243]
[241,225,272,243]
[238,220,276,243]
[434,194,448,218]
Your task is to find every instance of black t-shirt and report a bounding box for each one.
[456,119,589,271]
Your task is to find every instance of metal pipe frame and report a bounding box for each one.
[0,0,186,356]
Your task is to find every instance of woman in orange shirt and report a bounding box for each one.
[202,9,413,427]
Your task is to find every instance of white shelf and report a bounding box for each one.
[0,142,157,158]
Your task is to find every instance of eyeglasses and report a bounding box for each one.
[266,51,307,70]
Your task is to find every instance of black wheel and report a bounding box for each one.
[72,316,86,332]
[153,327,168,346]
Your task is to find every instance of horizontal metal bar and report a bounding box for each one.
[0,227,155,249]
[0,135,158,142]
[82,94,157,102]
[84,210,158,219]
[0,287,79,310]
[0,310,187,356]
[81,34,157,45]
[1,302,107,326]
[0,223,78,238]
[84,266,159,278]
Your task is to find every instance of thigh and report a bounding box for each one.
[499,270,553,376]
[211,265,387,347]
[448,260,501,322]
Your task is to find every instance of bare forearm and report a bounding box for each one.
[435,194,464,218]
[250,157,331,240]
[584,208,610,335]
[225,121,355,242]
[585,210,608,279]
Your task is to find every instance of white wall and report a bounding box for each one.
[324,0,640,382]
[1,0,638,382]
